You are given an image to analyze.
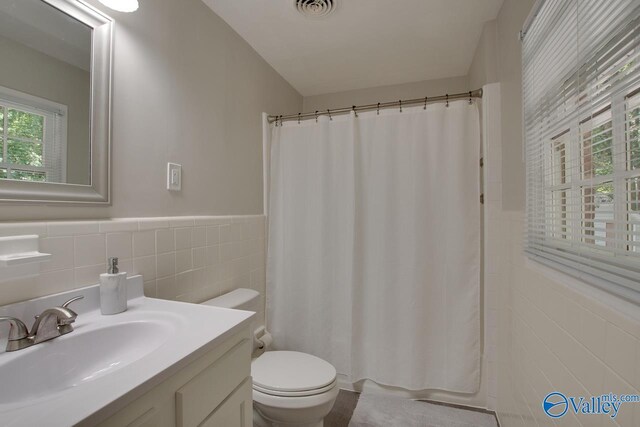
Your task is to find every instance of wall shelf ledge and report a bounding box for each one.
[0,235,51,279]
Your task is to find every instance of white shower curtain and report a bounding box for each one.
[266,100,481,392]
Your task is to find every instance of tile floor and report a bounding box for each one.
[326,390,499,427]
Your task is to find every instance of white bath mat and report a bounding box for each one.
[348,393,498,427]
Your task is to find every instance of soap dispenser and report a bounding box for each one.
[100,257,127,315]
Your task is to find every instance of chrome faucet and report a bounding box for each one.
[0,317,31,351]
[0,295,84,352]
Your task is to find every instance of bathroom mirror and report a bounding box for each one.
[0,0,112,204]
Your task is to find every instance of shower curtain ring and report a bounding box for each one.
[327,109,332,121]
[469,91,472,104]
[377,103,380,115]
[352,105,358,117]
[446,94,449,107]
[424,97,427,110]
[399,100,402,113]
[275,116,279,127]
[315,111,318,123]
[298,113,301,124]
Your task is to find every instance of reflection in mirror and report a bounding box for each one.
[0,0,91,185]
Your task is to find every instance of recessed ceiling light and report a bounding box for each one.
[98,0,139,13]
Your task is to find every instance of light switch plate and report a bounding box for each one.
[167,163,182,191]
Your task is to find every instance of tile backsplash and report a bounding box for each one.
[0,215,265,322]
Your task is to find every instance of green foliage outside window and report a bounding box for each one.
[591,120,614,200]
[10,170,46,181]
[8,109,43,141]
[629,104,640,171]
[629,104,640,212]
[0,105,46,181]
[7,139,42,167]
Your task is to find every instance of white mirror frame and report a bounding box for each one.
[0,0,112,205]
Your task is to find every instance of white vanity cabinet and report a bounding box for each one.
[0,278,255,427]
[93,327,253,427]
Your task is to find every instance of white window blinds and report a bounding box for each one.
[523,0,640,301]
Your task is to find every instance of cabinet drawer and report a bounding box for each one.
[176,339,251,427]
[200,378,252,427]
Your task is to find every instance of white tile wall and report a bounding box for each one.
[0,215,266,324]
[482,83,640,426]
[495,212,640,427]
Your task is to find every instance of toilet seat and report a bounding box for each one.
[252,351,337,397]
[253,379,337,397]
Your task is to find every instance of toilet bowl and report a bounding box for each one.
[202,289,338,427]
[252,351,338,427]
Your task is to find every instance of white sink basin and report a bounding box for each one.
[0,276,255,427]
[0,319,173,406]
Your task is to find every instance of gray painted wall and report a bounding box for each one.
[466,0,535,211]
[467,20,498,91]
[495,0,535,211]
[0,0,302,221]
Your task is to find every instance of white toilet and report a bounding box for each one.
[202,289,339,427]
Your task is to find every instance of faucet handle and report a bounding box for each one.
[0,317,32,352]
[61,295,84,309]
[0,316,29,341]
[57,295,84,326]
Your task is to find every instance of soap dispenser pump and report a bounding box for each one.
[100,257,127,315]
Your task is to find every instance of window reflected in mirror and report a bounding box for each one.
[0,0,91,185]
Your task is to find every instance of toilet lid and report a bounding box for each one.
[252,351,337,393]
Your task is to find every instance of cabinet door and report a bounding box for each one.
[95,399,174,427]
[121,406,168,427]
[176,339,251,427]
[89,328,252,427]
[200,378,252,427]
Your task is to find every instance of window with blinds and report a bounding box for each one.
[0,86,67,183]
[523,0,640,300]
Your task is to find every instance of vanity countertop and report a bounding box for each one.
[0,276,255,427]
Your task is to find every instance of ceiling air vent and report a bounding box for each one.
[295,0,337,19]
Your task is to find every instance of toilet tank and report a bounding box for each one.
[201,288,261,313]
[202,289,263,352]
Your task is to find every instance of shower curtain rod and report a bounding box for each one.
[268,88,483,124]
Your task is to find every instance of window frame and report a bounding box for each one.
[624,89,640,254]
[540,89,640,242]
[0,86,68,183]
[534,86,640,301]
[522,0,640,302]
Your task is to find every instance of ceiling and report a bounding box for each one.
[202,0,503,96]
